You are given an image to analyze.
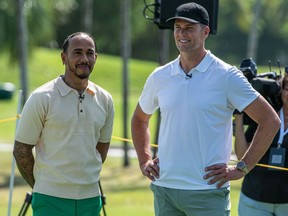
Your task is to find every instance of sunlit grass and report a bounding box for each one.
[0,48,245,216]
[0,152,242,216]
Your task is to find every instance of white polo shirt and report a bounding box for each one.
[16,76,114,199]
[139,51,259,190]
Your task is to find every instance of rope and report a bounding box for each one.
[1,116,287,171]
[0,115,21,123]
[111,136,158,147]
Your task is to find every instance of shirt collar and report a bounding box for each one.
[171,50,214,76]
[55,76,96,97]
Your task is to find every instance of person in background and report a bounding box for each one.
[131,2,280,216]
[234,74,288,216]
[13,32,114,216]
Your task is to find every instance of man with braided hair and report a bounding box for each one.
[13,32,114,216]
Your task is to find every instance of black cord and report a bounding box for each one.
[143,0,158,20]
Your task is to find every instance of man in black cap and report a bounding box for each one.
[131,2,280,215]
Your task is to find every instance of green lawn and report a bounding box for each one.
[0,48,243,215]
[0,48,160,144]
[0,152,242,216]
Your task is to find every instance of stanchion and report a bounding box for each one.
[18,192,32,216]
[7,90,23,216]
[16,182,107,216]
[99,180,107,216]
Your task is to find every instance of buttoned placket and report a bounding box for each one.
[78,93,86,118]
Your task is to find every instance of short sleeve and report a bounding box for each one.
[98,96,114,143]
[227,67,260,112]
[15,92,47,145]
[139,73,159,114]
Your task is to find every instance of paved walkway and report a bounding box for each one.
[0,143,13,152]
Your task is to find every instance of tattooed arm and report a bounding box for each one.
[13,141,35,188]
[96,142,110,163]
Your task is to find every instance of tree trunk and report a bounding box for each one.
[17,0,28,105]
[83,0,93,33]
[246,0,262,61]
[121,0,131,167]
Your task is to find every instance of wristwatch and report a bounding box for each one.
[236,160,249,174]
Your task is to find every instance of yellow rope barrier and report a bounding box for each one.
[256,163,288,171]
[0,115,21,123]
[1,116,288,171]
[111,136,158,147]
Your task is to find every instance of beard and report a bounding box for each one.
[67,62,92,79]
[76,72,90,79]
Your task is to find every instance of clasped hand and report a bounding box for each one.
[141,158,160,181]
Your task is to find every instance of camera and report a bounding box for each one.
[235,58,282,125]
[239,58,258,82]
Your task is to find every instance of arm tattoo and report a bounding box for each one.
[13,142,35,188]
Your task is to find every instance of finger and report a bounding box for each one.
[204,168,223,179]
[151,164,160,176]
[147,172,157,181]
[207,174,223,185]
[216,178,228,189]
[147,165,160,179]
[142,165,156,181]
[205,163,226,171]
[144,171,156,181]
[153,158,159,164]
[141,168,152,180]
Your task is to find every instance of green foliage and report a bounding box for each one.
[1,0,288,65]
[0,47,158,144]
[0,0,78,63]
[0,47,279,144]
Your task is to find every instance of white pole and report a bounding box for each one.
[7,90,23,216]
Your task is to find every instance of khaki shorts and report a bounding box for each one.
[151,184,230,216]
[32,192,102,216]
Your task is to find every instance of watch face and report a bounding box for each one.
[237,161,249,174]
[238,161,245,168]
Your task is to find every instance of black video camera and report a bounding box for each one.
[235,58,282,125]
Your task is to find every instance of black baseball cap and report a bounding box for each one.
[166,2,209,26]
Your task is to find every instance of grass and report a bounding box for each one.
[0,48,159,144]
[0,152,242,216]
[0,48,243,215]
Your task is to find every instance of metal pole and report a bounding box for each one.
[153,29,170,158]
[7,90,23,216]
[121,0,131,167]
[16,0,28,105]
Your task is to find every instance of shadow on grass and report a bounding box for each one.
[103,183,150,193]
[0,174,28,188]
[100,165,151,193]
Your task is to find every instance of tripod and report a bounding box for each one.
[99,180,107,216]
[18,192,32,216]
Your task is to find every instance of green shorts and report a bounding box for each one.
[150,184,231,216]
[31,193,102,216]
